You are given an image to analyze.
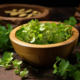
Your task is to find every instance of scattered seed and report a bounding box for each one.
[32,14,39,16]
[37,12,41,14]
[19,13,27,17]
[18,11,26,14]
[32,10,38,14]
[10,12,19,17]
[4,11,11,13]
[25,9,33,13]
[12,9,17,12]
[4,8,41,17]
[18,8,25,12]
[26,14,33,17]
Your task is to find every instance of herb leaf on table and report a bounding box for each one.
[0,51,13,68]
[53,50,80,80]
[19,68,29,78]
[0,51,29,78]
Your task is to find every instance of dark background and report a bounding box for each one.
[0,1,80,7]
[0,1,80,23]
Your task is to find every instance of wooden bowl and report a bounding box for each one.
[9,21,79,67]
[0,4,50,28]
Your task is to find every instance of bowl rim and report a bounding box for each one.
[9,21,79,48]
[0,4,49,20]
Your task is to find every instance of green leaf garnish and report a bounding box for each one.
[74,70,80,80]
[64,16,77,26]
[53,68,57,74]
[14,69,20,74]
[0,51,13,68]
[56,56,61,61]
[0,51,29,78]
[19,68,29,78]
[0,24,12,51]
[58,59,69,76]
[12,59,22,68]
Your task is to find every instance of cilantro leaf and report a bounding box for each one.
[53,68,57,74]
[0,24,12,51]
[56,56,61,61]
[64,16,77,26]
[12,59,22,68]
[69,16,77,26]
[19,68,29,78]
[0,51,13,68]
[2,52,13,62]
[14,69,20,74]
[58,59,69,76]
[67,64,77,77]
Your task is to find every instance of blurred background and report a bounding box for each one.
[0,1,80,26]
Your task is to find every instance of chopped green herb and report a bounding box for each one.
[16,18,74,44]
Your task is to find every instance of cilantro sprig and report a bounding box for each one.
[0,52,29,78]
[0,51,13,68]
[0,24,12,51]
[53,51,80,80]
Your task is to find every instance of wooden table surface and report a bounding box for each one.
[0,45,80,80]
[0,49,59,80]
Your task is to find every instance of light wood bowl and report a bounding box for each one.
[9,21,79,67]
